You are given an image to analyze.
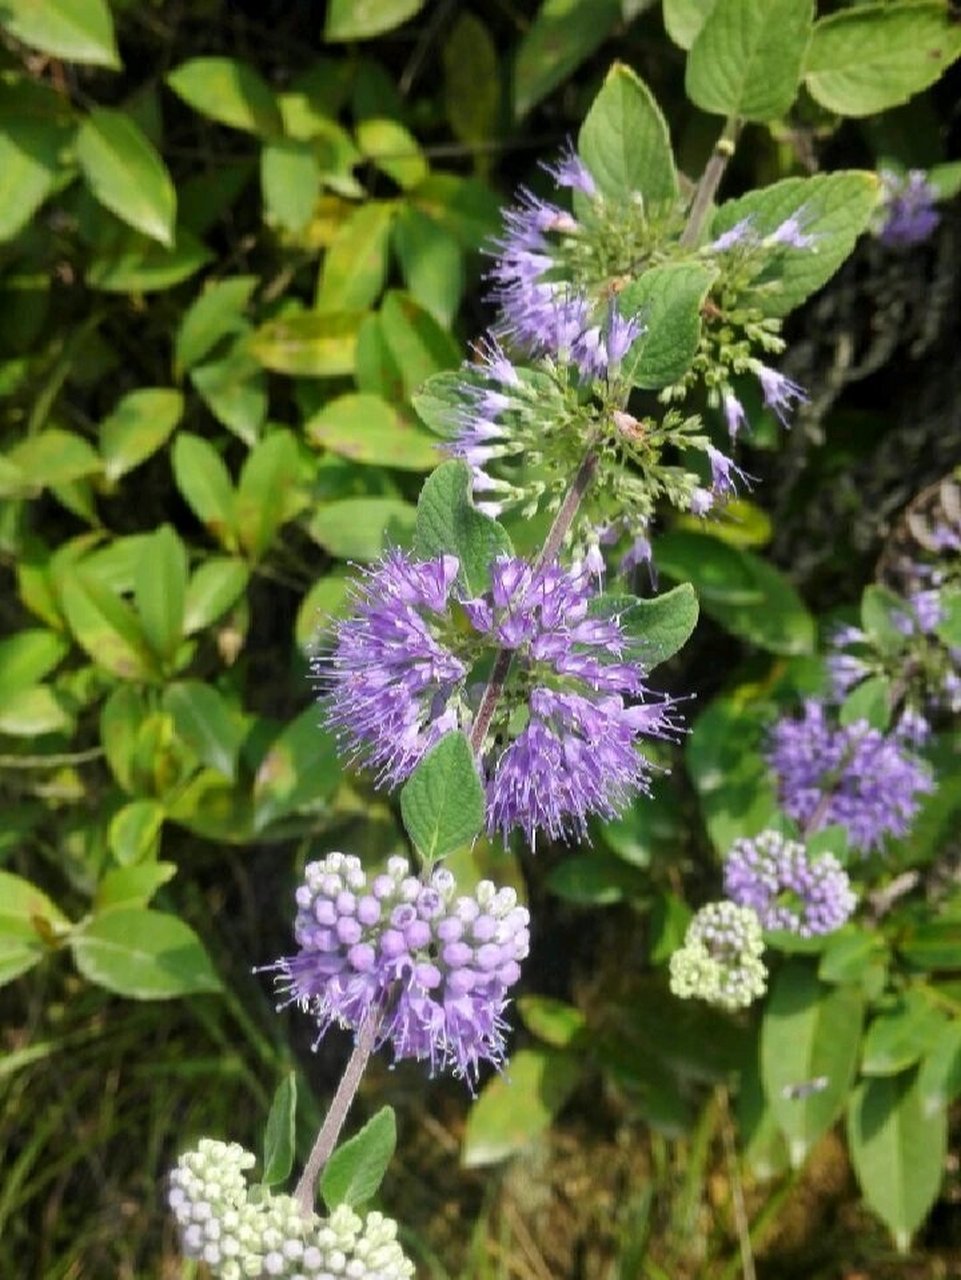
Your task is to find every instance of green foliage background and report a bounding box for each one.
[1,1,961,1277]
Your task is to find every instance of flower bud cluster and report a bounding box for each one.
[669,902,767,1011]
[272,853,529,1083]
[876,169,940,248]
[168,1139,413,1279]
[723,830,856,937]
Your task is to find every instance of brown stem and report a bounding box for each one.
[679,116,740,249]
[293,1006,382,1218]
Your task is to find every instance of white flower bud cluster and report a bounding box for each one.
[168,1140,414,1280]
[668,901,767,1012]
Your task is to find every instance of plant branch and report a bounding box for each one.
[294,1005,382,1219]
[679,116,740,248]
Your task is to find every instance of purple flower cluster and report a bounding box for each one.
[878,169,940,248]
[723,829,856,937]
[766,699,933,854]
[271,853,529,1084]
[325,551,678,845]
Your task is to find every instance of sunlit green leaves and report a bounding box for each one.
[804,2,961,118]
[321,1107,396,1209]
[316,203,395,312]
[578,62,678,206]
[462,1047,582,1167]
[711,171,879,317]
[761,962,864,1166]
[0,118,66,241]
[848,1069,947,1251]
[252,704,341,831]
[76,108,176,245]
[400,731,486,864]
[0,870,69,987]
[70,907,222,999]
[99,388,183,483]
[324,0,425,41]
[686,0,813,122]
[308,496,417,560]
[166,58,282,137]
[861,993,947,1076]
[251,310,364,377]
[0,0,119,67]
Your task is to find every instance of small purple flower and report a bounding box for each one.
[722,391,747,441]
[543,142,597,197]
[767,211,817,251]
[755,364,808,427]
[766,699,933,854]
[710,217,757,252]
[267,853,529,1085]
[878,170,940,248]
[723,829,856,937]
[706,444,750,500]
[324,552,680,845]
[690,487,714,516]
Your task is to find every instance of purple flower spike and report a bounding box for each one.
[269,853,529,1086]
[710,218,757,252]
[766,699,933,854]
[722,391,747,441]
[755,364,808,427]
[543,142,597,197]
[723,829,856,937]
[324,550,680,846]
[768,212,817,251]
[706,444,750,500]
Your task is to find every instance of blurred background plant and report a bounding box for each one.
[1,1,961,1277]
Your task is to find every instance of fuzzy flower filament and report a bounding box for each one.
[324,551,680,845]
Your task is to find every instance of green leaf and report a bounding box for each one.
[234,430,301,559]
[399,731,486,864]
[251,310,364,377]
[70,907,222,999]
[917,1022,961,1118]
[839,674,891,731]
[513,0,621,120]
[804,2,961,118]
[442,12,499,149]
[87,228,212,293]
[166,57,282,137]
[847,1069,947,1251]
[325,0,425,41]
[686,0,814,121]
[261,137,320,232]
[617,263,717,388]
[897,919,961,971]
[546,854,640,905]
[135,525,187,663]
[262,1073,298,1189]
[95,862,176,910]
[598,582,699,670]
[686,694,779,852]
[411,173,502,250]
[163,682,244,782]
[60,571,156,681]
[861,993,947,1076]
[308,496,417,561]
[861,583,911,656]
[413,460,513,595]
[462,1047,582,1167]
[663,0,718,49]
[411,370,467,437]
[761,961,864,1165]
[76,107,176,246]
[0,0,119,67]
[818,927,888,986]
[577,62,678,206]
[175,276,258,375]
[101,686,147,793]
[191,338,268,445]
[184,558,249,634]
[252,704,342,831]
[107,799,165,866]
[392,206,464,328]
[655,531,814,654]
[935,586,961,648]
[296,574,351,655]
[0,117,64,242]
[516,996,588,1050]
[0,629,68,698]
[379,291,461,399]
[356,118,428,191]
[171,434,236,546]
[354,314,405,402]
[6,428,101,489]
[316,202,394,312]
[710,172,879,317]
[306,392,438,471]
[321,1107,397,1209]
[0,684,72,736]
[99,388,183,483]
[0,870,68,987]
